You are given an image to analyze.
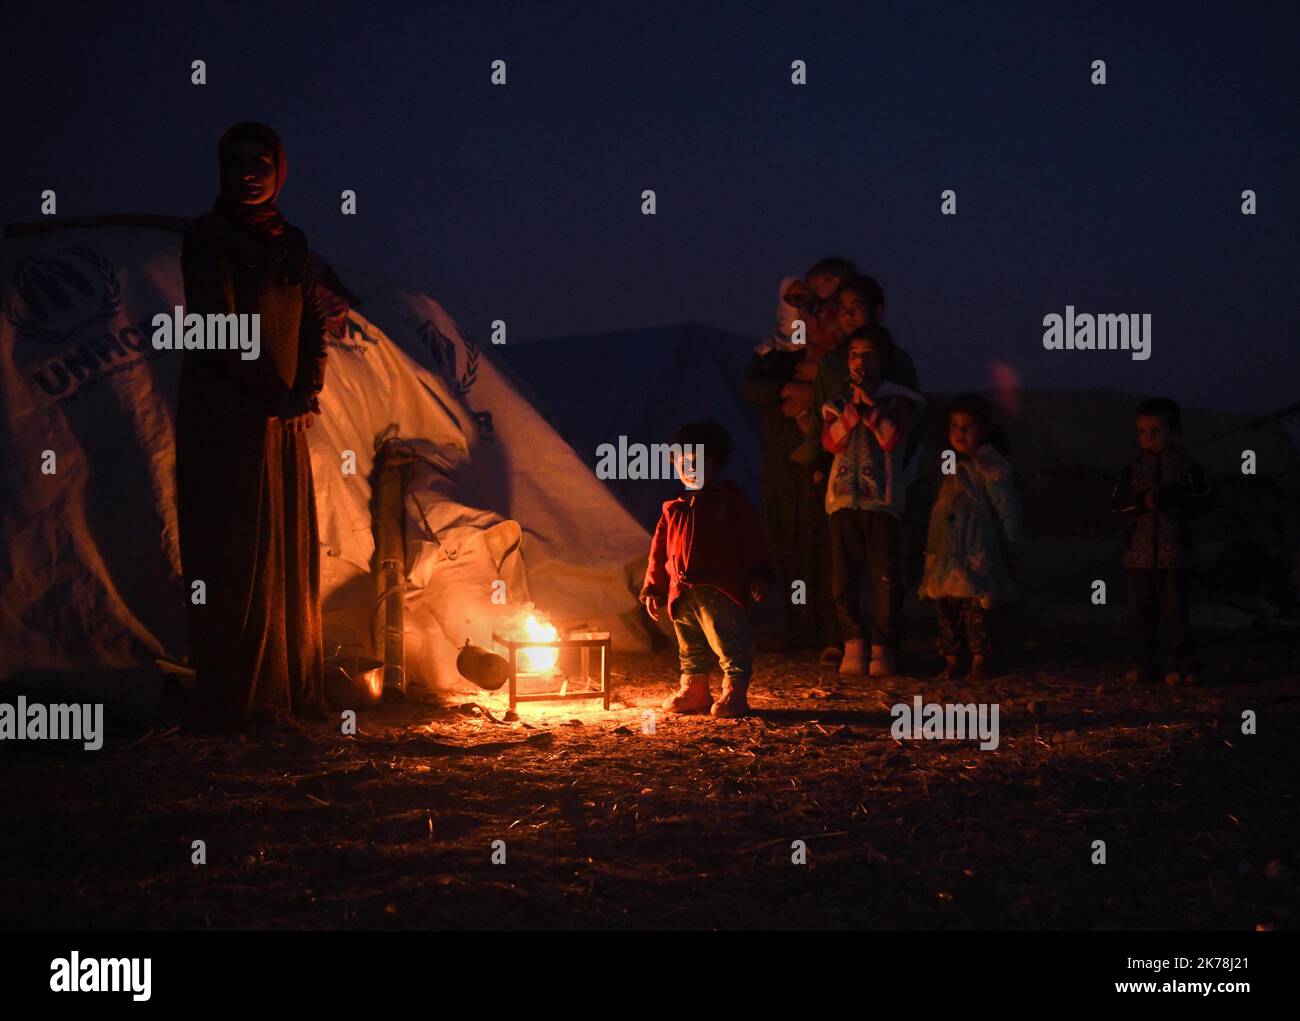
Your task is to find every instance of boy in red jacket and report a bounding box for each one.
[641,422,772,718]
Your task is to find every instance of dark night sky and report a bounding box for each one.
[5,0,1297,412]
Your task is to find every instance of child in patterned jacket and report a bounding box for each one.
[820,326,925,677]
[918,394,1023,681]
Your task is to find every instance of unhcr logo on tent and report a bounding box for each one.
[418,318,477,396]
[0,696,103,750]
[152,306,260,360]
[4,243,164,403]
[594,437,707,489]
[1,247,121,345]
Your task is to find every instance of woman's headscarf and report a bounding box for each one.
[753,275,808,355]
[213,121,288,238]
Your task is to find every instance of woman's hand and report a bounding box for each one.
[642,594,661,622]
[282,411,315,433]
[276,389,317,432]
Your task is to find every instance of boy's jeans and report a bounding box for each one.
[669,585,753,681]
[830,508,903,646]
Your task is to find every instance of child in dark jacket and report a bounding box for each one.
[1112,397,1211,685]
[641,422,773,717]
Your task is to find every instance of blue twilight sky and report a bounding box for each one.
[4,0,1297,412]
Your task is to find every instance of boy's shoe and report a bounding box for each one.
[819,644,844,666]
[711,676,751,718]
[839,639,867,676]
[662,673,713,714]
[868,644,897,677]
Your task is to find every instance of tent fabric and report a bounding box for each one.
[0,223,651,690]
[496,323,763,530]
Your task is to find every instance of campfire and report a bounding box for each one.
[516,613,559,674]
[492,610,612,711]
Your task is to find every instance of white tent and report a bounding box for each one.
[0,220,651,695]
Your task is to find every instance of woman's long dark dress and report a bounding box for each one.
[743,348,838,650]
[176,211,328,729]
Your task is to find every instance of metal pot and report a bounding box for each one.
[456,641,511,691]
[325,644,385,708]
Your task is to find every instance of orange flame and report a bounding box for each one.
[517,613,559,674]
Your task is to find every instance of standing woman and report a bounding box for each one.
[743,273,844,658]
[176,122,328,731]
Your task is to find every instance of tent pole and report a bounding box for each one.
[373,441,407,696]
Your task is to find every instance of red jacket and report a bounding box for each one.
[640,480,773,615]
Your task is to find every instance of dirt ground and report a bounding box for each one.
[2,601,1298,930]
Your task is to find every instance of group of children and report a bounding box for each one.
[640,258,1210,717]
